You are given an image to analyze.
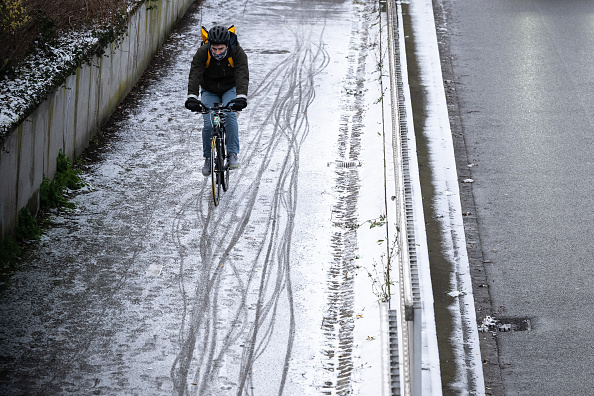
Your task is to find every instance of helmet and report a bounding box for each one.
[208,26,230,45]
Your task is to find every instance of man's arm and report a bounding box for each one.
[233,46,249,99]
[188,46,208,98]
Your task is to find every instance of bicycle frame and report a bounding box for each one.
[201,103,233,206]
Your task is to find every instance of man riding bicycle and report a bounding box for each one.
[185,25,249,176]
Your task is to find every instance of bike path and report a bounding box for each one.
[0,0,406,394]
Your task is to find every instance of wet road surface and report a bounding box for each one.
[434,0,594,394]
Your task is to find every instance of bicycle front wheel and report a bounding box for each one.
[222,163,229,192]
[218,137,229,192]
[211,136,221,206]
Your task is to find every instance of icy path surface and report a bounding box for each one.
[0,0,395,395]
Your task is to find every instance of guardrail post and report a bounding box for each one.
[412,304,422,395]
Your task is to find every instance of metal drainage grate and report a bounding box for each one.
[388,309,401,396]
[327,160,362,168]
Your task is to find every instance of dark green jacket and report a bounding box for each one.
[187,35,249,98]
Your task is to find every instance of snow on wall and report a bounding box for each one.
[0,0,194,240]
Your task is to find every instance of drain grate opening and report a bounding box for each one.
[327,160,362,168]
[387,309,401,395]
[478,315,531,332]
[498,317,531,332]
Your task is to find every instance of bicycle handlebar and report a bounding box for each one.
[195,103,236,114]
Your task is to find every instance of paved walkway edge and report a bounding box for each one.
[408,0,486,393]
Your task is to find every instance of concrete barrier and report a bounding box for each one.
[0,0,195,240]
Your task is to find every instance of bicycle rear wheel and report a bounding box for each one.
[210,136,221,206]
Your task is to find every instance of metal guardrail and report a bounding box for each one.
[381,0,422,394]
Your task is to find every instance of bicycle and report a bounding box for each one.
[200,102,234,206]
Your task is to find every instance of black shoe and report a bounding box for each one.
[228,153,239,169]
[202,157,211,176]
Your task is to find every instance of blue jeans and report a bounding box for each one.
[201,87,239,158]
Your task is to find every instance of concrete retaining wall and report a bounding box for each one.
[0,0,195,240]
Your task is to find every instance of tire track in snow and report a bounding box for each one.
[235,29,330,395]
[169,22,330,395]
[320,1,374,394]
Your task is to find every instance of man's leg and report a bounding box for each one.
[222,87,239,157]
[200,90,220,158]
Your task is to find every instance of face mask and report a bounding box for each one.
[212,47,228,61]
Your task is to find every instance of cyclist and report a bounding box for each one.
[185,25,249,176]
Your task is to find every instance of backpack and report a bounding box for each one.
[201,26,235,68]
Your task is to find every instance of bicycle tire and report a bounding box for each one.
[221,134,229,192]
[211,136,221,206]
[216,137,226,203]
[216,143,227,197]
[222,162,229,192]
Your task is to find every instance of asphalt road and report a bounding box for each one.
[433,0,594,394]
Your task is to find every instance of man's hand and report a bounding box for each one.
[185,97,204,112]
[228,97,247,111]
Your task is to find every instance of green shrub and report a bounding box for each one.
[0,0,30,35]
[0,237,21,271]
[55,150,84,190]
[40,176,66,208]
[40,150,84,209]
[17,207,41,240]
